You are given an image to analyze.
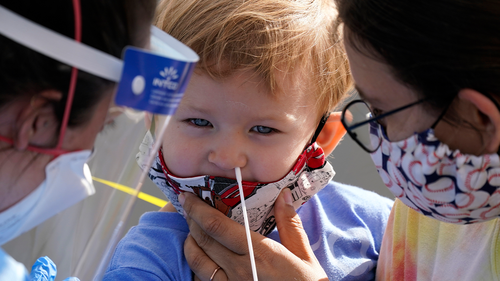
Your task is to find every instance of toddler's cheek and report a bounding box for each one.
[253,163,291,183]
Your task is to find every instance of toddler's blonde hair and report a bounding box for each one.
[155,0,351,116]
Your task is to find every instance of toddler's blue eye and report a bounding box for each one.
[251,126,274,134]
[189,118,212,127]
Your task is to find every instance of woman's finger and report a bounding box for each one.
[273,188,317,263]
[182,192,258,279]
[180,192,257,254]
[184,216,238,269]
[184,234,228,281]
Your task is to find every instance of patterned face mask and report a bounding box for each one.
[370,122,500,224]
[137,131,335,235]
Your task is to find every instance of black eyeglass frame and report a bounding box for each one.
[341,98,427,153]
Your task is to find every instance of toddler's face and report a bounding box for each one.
[157,70,319,182]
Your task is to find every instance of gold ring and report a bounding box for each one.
[209,266,222,281]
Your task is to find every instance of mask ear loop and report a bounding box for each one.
[430,101,451,130]
[48,0,81,156]
[310,113,330,145]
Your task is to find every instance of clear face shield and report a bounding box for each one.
[0,4,198,281]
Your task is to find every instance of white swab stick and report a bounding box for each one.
[235,167,258,281]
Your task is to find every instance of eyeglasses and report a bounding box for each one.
[341,99,426,153]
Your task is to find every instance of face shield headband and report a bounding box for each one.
[0,4,198,157]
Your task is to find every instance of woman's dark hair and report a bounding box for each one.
[0,0,156,127]
[335,0,500,111]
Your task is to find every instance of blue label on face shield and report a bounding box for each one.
[115,47,196,115]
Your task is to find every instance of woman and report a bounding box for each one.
[181,0,500,280]
[0,0,155,279]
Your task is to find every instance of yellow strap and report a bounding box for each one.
[92,176,168,208]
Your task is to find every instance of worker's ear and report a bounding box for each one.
[15,90,62,150]
[315,112,346,157]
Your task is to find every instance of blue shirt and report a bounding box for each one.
[104,181,393,280]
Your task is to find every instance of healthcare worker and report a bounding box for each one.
[0,0,156,279]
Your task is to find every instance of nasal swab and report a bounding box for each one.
[235,167,258,281]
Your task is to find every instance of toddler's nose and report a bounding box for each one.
[208,143,247,171]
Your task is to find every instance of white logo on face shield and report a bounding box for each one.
[153,67,179,90]
[160,66,179,79]
[132,75,146,95]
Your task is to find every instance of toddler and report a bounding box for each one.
[104,0,393,279]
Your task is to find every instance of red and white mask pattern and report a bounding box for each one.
[137,131,335,235]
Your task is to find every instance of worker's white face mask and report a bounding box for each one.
[0,150,95,245]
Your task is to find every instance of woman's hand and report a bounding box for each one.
[181,188,328,281]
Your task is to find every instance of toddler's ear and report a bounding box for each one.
[315,112,346,157]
